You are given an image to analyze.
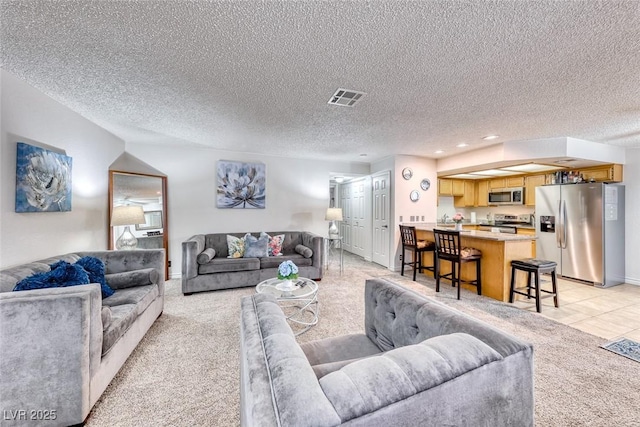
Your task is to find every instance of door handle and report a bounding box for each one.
[561,200,568,249]
[382,225,388,228]
[556,200,562,248]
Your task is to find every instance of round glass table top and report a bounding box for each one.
[256,277,318,299]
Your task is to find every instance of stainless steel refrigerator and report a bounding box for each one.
[535,183,625,287]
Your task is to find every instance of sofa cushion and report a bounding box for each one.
[102,303,138,355]
[76,256,115,298]
[319,333,503,422]
[227,234,246,258]
[105,268,159,290]
[199,257,260,274]
[244,233,269,258]
[295,244,313,258]
[197,248,216,264]
[102,284,159,316]
[259,254,312,269]
[101,306,113,331]
[301,334,383,379]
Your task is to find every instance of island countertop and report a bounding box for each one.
[409,223,536,302]
[409,223,537,242]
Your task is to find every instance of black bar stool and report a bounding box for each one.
[433,228,482,300]
[509,258,559,313]
[399,225,436,281]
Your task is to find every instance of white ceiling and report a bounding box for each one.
[2,1,639,163]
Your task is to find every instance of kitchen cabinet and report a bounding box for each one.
[489,178,506,189]
[580,164,623,183]
[438,179,465,196]
[454,180,476,207]
[490,177,525,189]
[525,174,546,206]
[476,180,489,207]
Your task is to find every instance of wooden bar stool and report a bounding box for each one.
[433,229,482,300]
[399,225,436,281]
[509,258,559,313]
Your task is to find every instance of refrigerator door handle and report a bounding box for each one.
[561,199,568,249]
[556,200,562,248]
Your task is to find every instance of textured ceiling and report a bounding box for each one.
[2,1,639,163]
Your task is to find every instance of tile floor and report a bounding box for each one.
[511,276,640,341]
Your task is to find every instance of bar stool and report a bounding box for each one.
[399,225,436,281]
[433,229,482,300]
[509,258,559,313]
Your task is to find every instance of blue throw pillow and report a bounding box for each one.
[14,261,90,292]
[76,256,115,298]
[243,232,269,258]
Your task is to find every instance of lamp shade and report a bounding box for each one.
[325,208,343,221]
[111,205,145,226]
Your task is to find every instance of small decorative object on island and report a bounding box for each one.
[453,212,464,231]
[276,260,299,291]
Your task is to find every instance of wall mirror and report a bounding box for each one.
[109,170,169,278]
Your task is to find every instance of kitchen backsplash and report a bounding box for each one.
[437,196,534,222]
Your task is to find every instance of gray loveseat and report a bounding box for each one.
[182,231,323,295]
[240,277,534,426]
[0,249,165,426]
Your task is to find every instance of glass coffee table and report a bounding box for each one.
[256,277,319,335]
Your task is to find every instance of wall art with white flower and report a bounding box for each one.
[15,142,73,212]
[216,160,266,209]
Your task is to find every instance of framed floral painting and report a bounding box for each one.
[15,142,72,212]
[216,160,266,209]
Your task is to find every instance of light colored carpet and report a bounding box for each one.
[86,254,640,426]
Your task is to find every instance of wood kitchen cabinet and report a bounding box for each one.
[525,174,546,206]
[438,179,465,196]
[454,180,476,207]
[489,176,525,189]
[476,180,489,207]
[489,178,506,189]
[580,164,623,183]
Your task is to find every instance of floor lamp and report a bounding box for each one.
[111,206,145,250]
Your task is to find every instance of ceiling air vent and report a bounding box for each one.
[328,88,366,107]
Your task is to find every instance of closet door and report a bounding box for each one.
[372,171,391,267]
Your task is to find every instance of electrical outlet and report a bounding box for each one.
[399,215,403,222]
[421,216,425,221]
[399,255,403,261]
[168,260,172,268]
[410,215,415,221]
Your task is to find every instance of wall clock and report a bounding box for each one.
[420,178,431,191]
[402,167,413,180]
[410,190,420,202]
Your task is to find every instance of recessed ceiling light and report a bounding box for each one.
[456,143,468,148]
[334,176,344,183]
[435,150,444,154]
[482,135,499,140]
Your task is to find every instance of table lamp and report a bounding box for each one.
[111,206,145,250]
[325,208,343,239]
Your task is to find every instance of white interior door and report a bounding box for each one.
[372,171,391,267]
[340,183,352,253]
[349,177,372,260]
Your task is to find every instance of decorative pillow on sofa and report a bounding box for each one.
[227,235,246,258]
[261,232,285,256]
[244,233,269,258]
[295,244,313,258]
[197,248,216,264]
[13,261,90,292]
[76,256,115,298]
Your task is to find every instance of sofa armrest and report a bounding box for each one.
[0,284,103,426]
[182,235,205,281]
[301,232,323,275]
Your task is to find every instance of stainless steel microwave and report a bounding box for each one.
[488,187,524,205]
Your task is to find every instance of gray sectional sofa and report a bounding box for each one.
[240,277,534,426]
[0,249,165,427]
[182,231,323,295]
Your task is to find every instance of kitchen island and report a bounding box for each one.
[412,224,537,302]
